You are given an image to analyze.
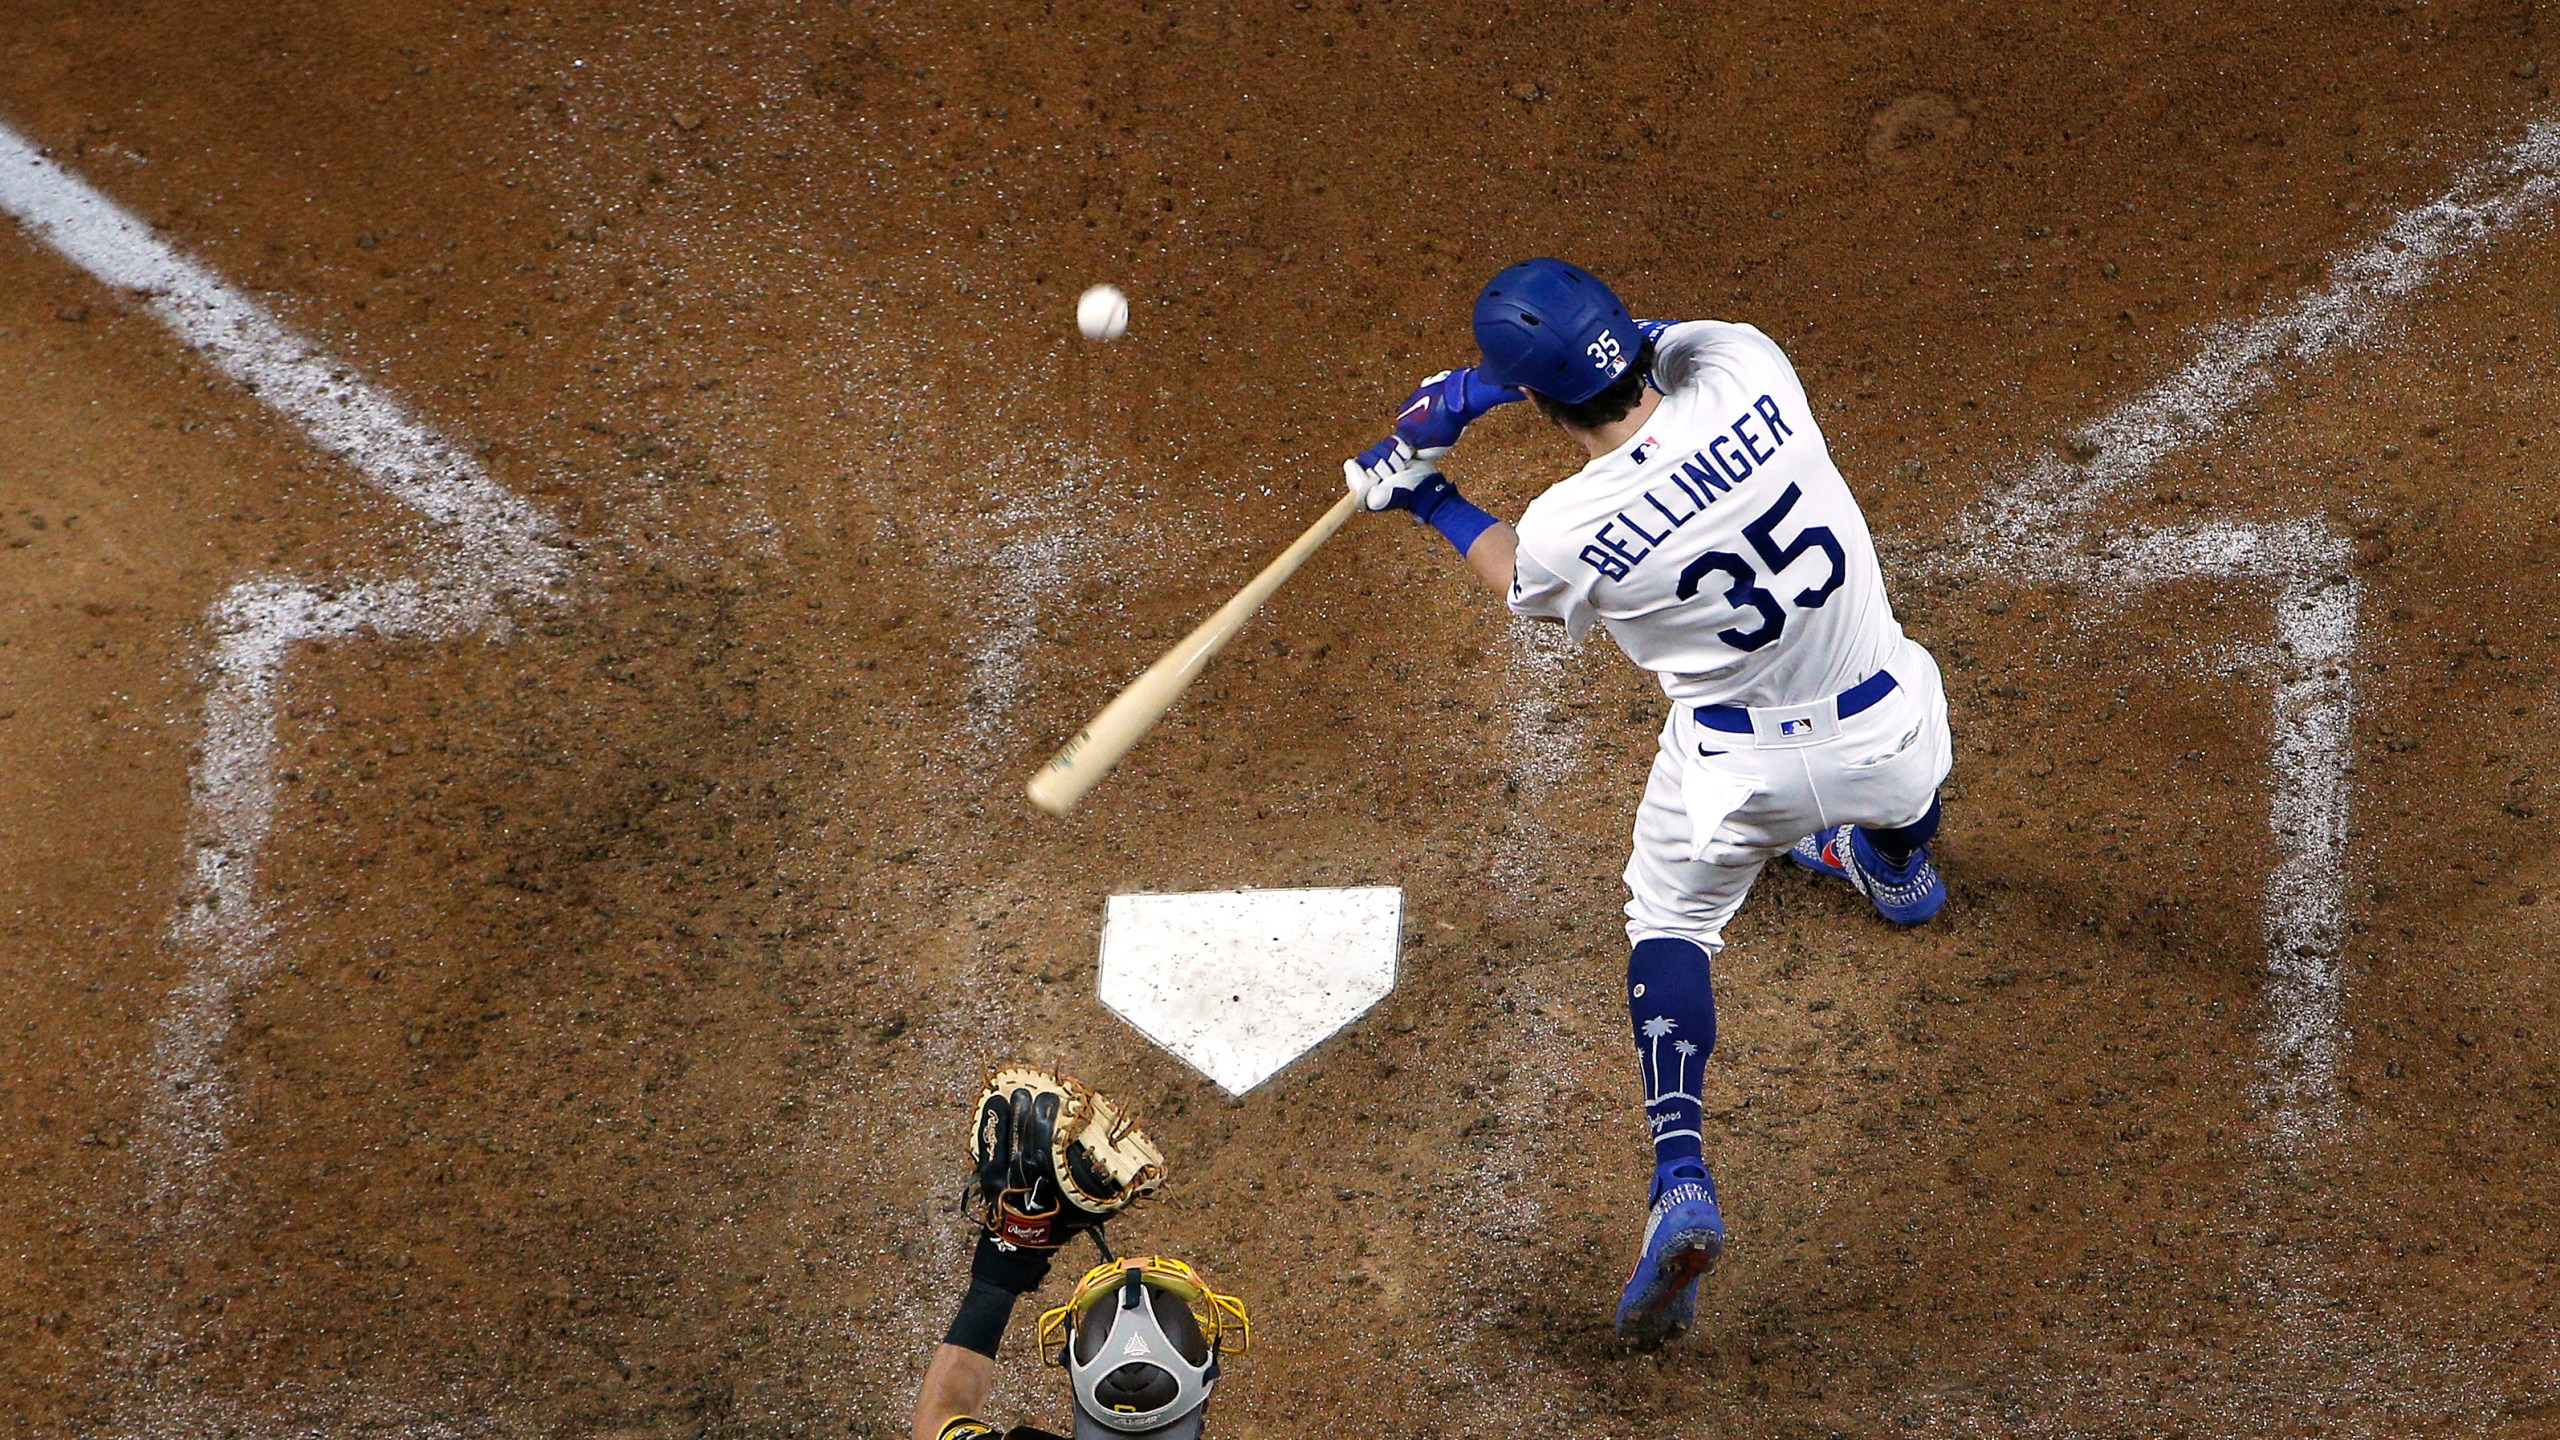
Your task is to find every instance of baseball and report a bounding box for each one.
[1076,283,1128,342]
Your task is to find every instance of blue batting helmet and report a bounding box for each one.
[1471,258,1642,405]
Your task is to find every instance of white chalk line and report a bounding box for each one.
[2052,521,2360,1149]
[1501,619,1588,806]
[1941,109,2560,1433]
[0,120,566,1184]
[960,439,1124,749]
[1489,618,1592,906]
[0,130,556,580]
[1955,111,2560,1148]
[0,118,566,1436]
[1964,112,2560,565]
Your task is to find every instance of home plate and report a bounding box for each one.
[1097,886,1402,1096]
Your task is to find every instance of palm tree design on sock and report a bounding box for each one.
[1640,1015,1676,1098]
[1640,1018,1702,1108]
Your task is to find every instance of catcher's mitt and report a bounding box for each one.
[966,1065,1165,1250]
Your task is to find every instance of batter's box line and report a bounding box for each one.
[0,117,568,1439]
[1943,108,2560,1157]
[2057,518,2358,1153]
[1964,110,2560,567]
[152,572,519,1205]
[0,121,569,1184]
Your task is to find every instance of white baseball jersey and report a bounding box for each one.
[1507,321,1904,708]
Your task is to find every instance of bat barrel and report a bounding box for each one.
[1027,730,1105,816]
[1025,489,1362,815]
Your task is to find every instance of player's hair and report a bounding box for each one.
[1526,338,1657,431]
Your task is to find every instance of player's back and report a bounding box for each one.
[1508,321,1904,708]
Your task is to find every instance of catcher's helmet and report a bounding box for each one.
[1471,257,1642,405]
[1040,1257,1250,1440]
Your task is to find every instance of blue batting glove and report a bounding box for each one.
[1344,437,1501,555]
[1387,367,1522,454]
[1353,431,1408,473]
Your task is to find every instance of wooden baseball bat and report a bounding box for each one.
[1027,488,1363,816]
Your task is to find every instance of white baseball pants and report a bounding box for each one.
[1623,636,1953,954]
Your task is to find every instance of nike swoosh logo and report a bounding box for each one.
[1397,395,1434,423]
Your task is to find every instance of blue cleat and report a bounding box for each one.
[1790,825,1947,926]
[1615,1162,1724,1350]
[1789,826,1852,879]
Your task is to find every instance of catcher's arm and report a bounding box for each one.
[915,1350,996,1440]
[915,1342,1069,1440]
[911,1234,1055,1440]
[915,1067,1165,1440]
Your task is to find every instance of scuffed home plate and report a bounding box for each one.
[1097,886,1402,1096]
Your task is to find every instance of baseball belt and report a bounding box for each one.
[1693,667,1899,737]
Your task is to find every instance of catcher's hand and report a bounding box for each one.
[966,1065,1165,1250]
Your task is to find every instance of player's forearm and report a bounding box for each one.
[1341,427,1527,600]
[912,1230,1059,1440]
[912,1344,997,1440]
[1462,520,1520,597]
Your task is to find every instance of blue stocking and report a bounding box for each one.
[1864,793,1942,871]
[1627,937,1717,1169]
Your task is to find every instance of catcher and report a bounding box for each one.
[913,1066,1252,1440]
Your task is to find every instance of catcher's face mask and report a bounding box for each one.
[1037,1257,1250,1440]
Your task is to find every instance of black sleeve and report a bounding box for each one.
[943,1280,1020,1359]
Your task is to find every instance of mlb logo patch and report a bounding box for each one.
[1779,716,1815,736]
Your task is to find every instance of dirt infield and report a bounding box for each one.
[4,2,2558,1437]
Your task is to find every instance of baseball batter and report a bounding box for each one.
[1344,258,1953,1349]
